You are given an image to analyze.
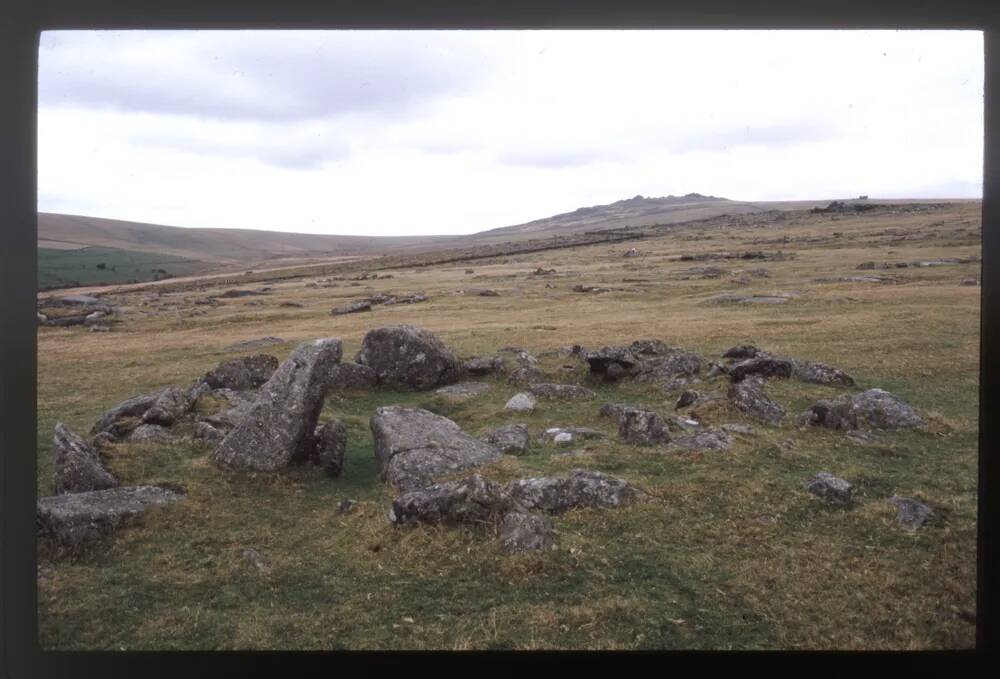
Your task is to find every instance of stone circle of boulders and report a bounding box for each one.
[805,473,853,505]
[355,325,462,390]
[370,406,502,492]
[52,423,118,494]
[212,337,343,471]
[483,424,530,455]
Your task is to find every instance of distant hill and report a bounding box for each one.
[36,193,848,289]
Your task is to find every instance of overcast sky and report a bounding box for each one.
[38,30,983,236]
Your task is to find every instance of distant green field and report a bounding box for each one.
[38,246,209,290]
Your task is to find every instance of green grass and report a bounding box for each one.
[38,246,209,290]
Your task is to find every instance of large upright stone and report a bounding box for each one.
[355,325,462,390]
[52,423,118,495]
[212,338,342,471]
[370,406,502,492]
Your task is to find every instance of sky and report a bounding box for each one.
[38,30,984,237]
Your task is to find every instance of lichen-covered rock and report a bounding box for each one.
[888,495,933,531]
[794,361,855,387]
[483,424,530,455]
[434,382,491,399]
[672,428,734,451]
[37,484,185,548]
[388,474,514,525]
[722,345,761,359]
[212,338,343,471]
[507,365,546,385]
[805,473,853,505]
[598,402,637,420]
[141,387,193,426]
[313,420,347,477]
[127,423,176,443]
[52,423,118,495]
[504,392,537,412]
[328,361,377,390]
[370,406,502,492]
[618,408,671,445]
[331,300,372,315]
[802,389,923,431]
[528,383,596,400]
[628,339,673,356]
[847,389,924,429]
[541,427,607,445]
[727,376,785,425]
[727,355,795,382]
[633,350,702,385]
[504,469,645,514]
[91,388,171,437]
[584,346,640,379]
[201,354,279,391]
[500,512,555,554]
[355,325,462,390]
[464,356,506,376]
[198,388,257,431]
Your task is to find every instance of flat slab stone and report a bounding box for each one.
[371,406,503,492]
[37,485,185,548]
[434,382,491,398]
[388,474,514,526]
[528,383,596,400]
[504,469,645,514]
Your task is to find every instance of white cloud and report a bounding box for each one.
[38,29,983,236]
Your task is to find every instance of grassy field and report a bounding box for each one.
[36,202,981,650]
[38,246,209,290]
